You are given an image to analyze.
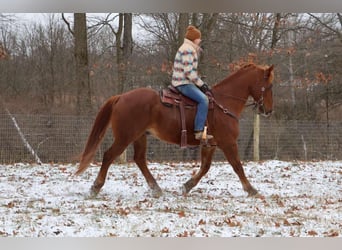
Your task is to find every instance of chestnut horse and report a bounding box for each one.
[76,63,274,198]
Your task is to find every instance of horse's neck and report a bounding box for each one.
[212,75,252,116]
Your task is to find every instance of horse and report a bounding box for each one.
[76,63,274,198]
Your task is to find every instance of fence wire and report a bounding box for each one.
[0,114,341,164]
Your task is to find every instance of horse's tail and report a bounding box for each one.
[75,95,120,175]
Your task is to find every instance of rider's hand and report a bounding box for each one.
[200,83,210,93]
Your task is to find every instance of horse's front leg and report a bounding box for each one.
[183,145,216,195]
[222,143,258,196]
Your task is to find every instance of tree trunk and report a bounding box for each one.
[115,13,124,93]
[118,13,133,163]
[116,13,133,93]
[123,14,133,59]
[74,13,91,114]
[198,13,219,81]
[271,13,281,49]
[178,13,189,47]
[286,16,296,111]
[121,13,133,92]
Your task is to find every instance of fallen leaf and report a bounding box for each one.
[308,230,318,236]
[283,219,290,226]
[7,201,15,208]
[178,210,186,218]
[324,230,339,237]
[177,231,189,237]
[198,219,206,225]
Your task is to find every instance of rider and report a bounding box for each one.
[171,25,213,140]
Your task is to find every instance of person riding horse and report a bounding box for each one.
[171,25,213,141]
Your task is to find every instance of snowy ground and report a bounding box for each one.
[0,160,341,237]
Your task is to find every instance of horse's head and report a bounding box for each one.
[250,65,274,117]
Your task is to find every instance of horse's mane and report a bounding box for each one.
[213,63,269,88]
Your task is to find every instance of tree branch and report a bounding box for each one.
[308,13,342,42]
[61,13,74,36]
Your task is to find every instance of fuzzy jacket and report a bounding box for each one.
[171,39,204,88]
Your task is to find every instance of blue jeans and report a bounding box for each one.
[176,84,209,132]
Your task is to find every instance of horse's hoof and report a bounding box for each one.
[182,179,194,195]
[248,193,265,200]
[152,188,162,198]
[253,193,265,199]
[246,187,259,197]
[182,185,189,196]
[89,185,100,198]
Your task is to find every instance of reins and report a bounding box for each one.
[209,96,239,121]
[213,92,255,107]
[210,82,273,120]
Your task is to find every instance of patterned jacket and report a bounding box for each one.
[171,39,204,88]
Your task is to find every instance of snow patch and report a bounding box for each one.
[0,161,341,237]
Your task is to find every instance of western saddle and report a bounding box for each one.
[160,85,214,148]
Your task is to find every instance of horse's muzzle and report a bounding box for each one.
[260,110,273,118]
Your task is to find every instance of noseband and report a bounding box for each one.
[252,82,273,115]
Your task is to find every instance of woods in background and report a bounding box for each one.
[0,13,341,121]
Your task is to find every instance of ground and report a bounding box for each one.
[0,160,341,237]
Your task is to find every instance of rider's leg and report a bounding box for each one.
[176,84,212,139]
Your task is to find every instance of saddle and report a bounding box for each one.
[160,85,213,148]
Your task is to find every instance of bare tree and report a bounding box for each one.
[271,13,282,49]
[138,13,178,60]
[308,13,342,43]
[74,13,92,113]
[88,13,133,93]
[139,13,218,81]
[196,13,219,78]
[62,13,92,114]
[119,13,133,92]
[1,12,341,124]
[0,14,15,60]
[177,13,189,47]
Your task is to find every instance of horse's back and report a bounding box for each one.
[120,87,158,100]
[110,87,160,127]
[114,88,159,110]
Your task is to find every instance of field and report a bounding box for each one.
[0,160,341,237]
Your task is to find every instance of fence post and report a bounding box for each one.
[253,113,260,161]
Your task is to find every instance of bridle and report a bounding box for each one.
[251,83,273,115]
[210,72,273,119]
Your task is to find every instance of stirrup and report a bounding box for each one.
[194,131,213,140]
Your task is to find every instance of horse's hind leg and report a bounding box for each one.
[133,134,162,198]
[90,141,128,197]
[222,143,258,196]
[183,145,216,195]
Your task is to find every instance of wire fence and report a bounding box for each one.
[0,113,341,164]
